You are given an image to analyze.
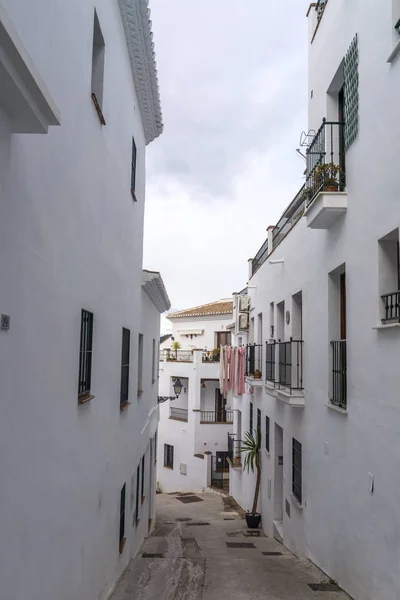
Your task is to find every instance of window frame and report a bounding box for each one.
[292,438,302,504]
[134,464,140,524]
[152,338,156,384]
[78,309,94,401]
[257,408,261,433]
[164,444,174,469]
[265,416,270,453]
[119,483,126,552]
[141,453,145,501]
[131,137,137,200]
[120,328,131,408]
[249,402,253,433]
[137,333,144,396]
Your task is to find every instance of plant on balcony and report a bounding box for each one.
[171,341,181,359]
[240,427,262,528]
[254,369,262,379]
[211,347,220,362]
[313,163,345,193]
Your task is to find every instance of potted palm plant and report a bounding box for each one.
[171,341,181,359]
[240,428,262,528]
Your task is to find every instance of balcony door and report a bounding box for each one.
[215,388,226,422]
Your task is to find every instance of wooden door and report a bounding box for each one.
[216,331,231,347]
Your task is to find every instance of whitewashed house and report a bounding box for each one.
[0,2,170,600]
[228,2,400,600]
[157,299,234,493]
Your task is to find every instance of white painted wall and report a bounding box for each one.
[167,314,233,351]
[0,2,165,600]
[157,349,233,493]
[229,3,400,599]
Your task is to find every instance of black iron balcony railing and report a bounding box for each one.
[161,349,193,362]
[331,340,347,409]
[277,339,304,392]
[245,344,263,377]
[381,291,400,323]
[305,119,346,206]
[265,341,276,383]
[227,433,242,467]
[251,238,269,277]
[200,410,234,424]
[169,407,188,421]
[272,185,307,250]
[316,0,327,18]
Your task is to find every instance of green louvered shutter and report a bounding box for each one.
[344,34,359,151]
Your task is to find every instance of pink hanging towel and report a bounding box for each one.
[237,347,246,396]
[228,346,234,391]
[223,344,229,397]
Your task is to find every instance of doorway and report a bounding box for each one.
[274,424,284,533]
[216,331,231,347]
[215,388,226,422]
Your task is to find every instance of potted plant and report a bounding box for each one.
[240,428,262,529]
[211,347,220,362]
[313,163,344,192]
[254,369,262,379]
[171,340,181,359]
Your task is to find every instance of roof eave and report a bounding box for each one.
[142,271,171,313]
[118,0,163,144]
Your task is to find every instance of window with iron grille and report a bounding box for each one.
[135,465,140,523]
[138,334,143,395]
[249,402,253,432]
[152,338,156,383]
[292,438,302,504]
[164,444,174,468]
[78,310,94,399]
[91,10,106,125]
[265,416,270,453]
[120,328,130,406]
[131,137,137,199]
[257,408,261,433]
[141,453,145,499]
[119,483,126,550]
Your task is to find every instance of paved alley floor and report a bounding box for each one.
[111,493,350,600]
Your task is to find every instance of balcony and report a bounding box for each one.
[381,291,400,324]
[265,339,304,406]
[161,349,193,363]
[200,410,233,424]
[0,5,60,133]
[202,349,220,363]
[227,433,242,469]
[245,344,263,382]
[304,120,347,230]
[169,407,188,422]
[330,340,347,410]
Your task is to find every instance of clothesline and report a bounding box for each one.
[219,345,246,398]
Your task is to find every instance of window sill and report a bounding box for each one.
[120,401,131,412]
[119,538,126,554]
[141,496,145,505]
[326,402,348,416]
[91,93,106,125]
[131,188,137,202]
[138,389,143,398]
[373,322,400,330]
[289,494,303,510]
[78,394,95,405]
[164,465,173,470]
[387,38,400,63]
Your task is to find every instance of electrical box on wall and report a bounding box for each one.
[1,314,10,330]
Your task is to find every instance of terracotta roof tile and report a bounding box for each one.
[168,299,233,320]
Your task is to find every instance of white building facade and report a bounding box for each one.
[0,2,169,600]
[157,300,234,493]
[228,2,400,600]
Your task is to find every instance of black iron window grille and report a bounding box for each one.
[135,465,140,522]
[265,416,270,453]
[245,344,263,377]
[331,340,347,409]
[265,341,276,383]
[164,444,174,468]
[78,309,94,399]
[257,408,261,433]
[277,339,303,393]
[249,402,253,432]
[228,433,242,465]
[292,438,302,504]
[120,328,130,406]
[305,120,346,206]
[381,292,400,323]
[141,454,145,499]
[131,137,137,198]
[137,334,143,396]
[119,483,126,550]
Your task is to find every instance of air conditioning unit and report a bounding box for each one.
[239,295,250,312]
[239,313,249,330]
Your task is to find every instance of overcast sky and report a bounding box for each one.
[143,0,308,325]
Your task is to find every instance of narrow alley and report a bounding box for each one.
[111,494,350,600]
